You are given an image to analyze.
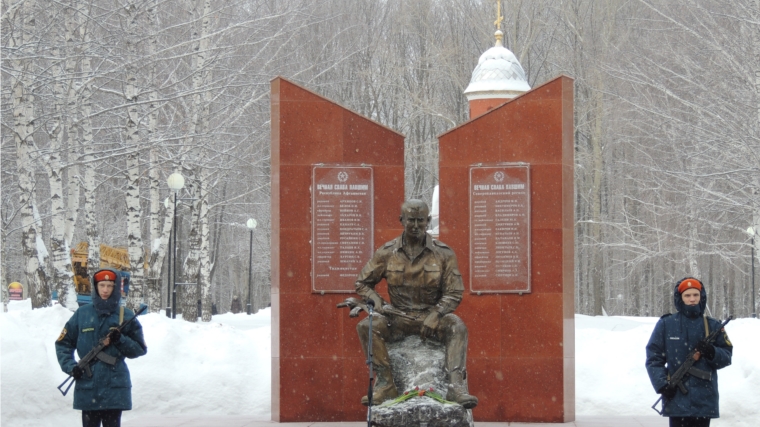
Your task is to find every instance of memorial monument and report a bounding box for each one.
[271,2,574,423]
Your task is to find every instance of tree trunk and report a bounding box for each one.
[45,6,79,309]
[144,0,166,313]
[178,0,213,322]
[125,150,145,308]
[181,173,200,322]
[64,0,89,250]
[146,202,172,313]
[752,0,760,318]
[123,0,145,308]
[197,176,213,321]
[11,0,50,308]
[83,126,99,277]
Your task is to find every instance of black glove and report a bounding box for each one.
[109,329,121,344]
[71,366,84,380]
[658,384,677,400]
[695,341,715,360]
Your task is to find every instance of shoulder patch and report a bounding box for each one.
[723,331,733,347]
[56,328,67,342]
[432,239,449,248]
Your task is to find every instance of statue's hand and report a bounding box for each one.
[338,297,383,317]
[420,311,441,341]
[337,298,362,318]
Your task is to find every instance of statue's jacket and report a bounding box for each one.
[355,234,464,316]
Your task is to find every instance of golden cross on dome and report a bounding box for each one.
[494,0,504,31]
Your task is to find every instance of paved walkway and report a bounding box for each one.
[123,415,668,427]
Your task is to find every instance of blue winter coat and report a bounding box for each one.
[55,269,147,411]
[645,282,732,418]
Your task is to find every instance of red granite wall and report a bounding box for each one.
[439,76,575,422]
[270,77,405,421]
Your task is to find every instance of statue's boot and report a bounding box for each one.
[447,369,478,409]
[361,367,398,406]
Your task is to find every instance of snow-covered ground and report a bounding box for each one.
[575,314,760,426]
[1,300,758,426]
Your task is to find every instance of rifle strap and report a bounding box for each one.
[703,315,709,338]
[96,352,118,365]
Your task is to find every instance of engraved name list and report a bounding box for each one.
[470,165,531,293]
[312,166,373,293]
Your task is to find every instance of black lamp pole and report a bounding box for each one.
[752,234,756,318]
[166,197,172,318]
[247,227,253,315]
[171,192,178,319]
[166,172,185,319]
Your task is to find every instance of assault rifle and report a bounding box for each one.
[57,305,147,396]
[337,297,417,320]
[651,316,732,415]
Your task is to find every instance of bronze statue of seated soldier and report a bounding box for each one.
[339,199,478,409]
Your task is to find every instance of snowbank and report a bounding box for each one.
[575,314,760,426]
[1,301,270,426]
[1,302,758,426]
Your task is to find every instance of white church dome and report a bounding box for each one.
[464,30,531,100]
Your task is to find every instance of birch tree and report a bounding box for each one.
[5,0,51,308]
[122,0,147,307]
[36,1,84,309]
[142,0,172,313]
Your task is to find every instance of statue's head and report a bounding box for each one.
[399,199,431,239]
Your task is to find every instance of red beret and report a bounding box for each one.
[94,270,116,283]
[678,278,702,293]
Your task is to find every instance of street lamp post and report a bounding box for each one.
[164,197,171,318]
[246,218,257,315]
[167,172,185,319]
[748,226,757,318]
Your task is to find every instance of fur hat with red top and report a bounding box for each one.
[677,277,702,294]
[93,270,117,283]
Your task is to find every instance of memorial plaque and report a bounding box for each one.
[470,164,531,293]
[312,166,373,293]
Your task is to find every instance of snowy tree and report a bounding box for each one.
[4,0,50,308]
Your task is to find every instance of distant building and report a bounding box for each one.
[464,29,530,119]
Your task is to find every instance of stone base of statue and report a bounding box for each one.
[370,336,474,427]
[371,398,474,427]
